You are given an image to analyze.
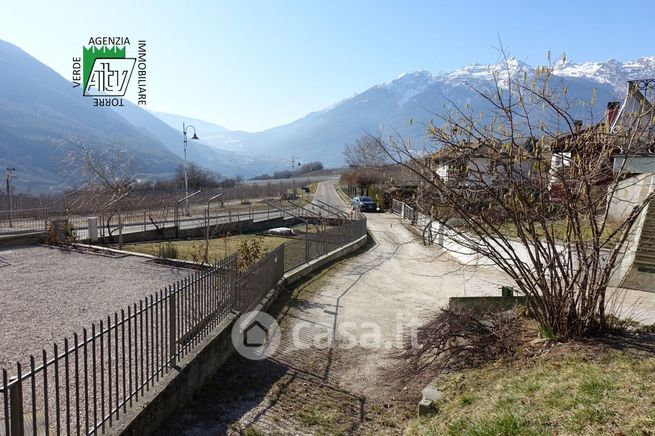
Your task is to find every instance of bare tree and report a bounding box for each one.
[344,133,388,167]
[64,144,136,248]
[342,134,388,195]
[378,53,655,339]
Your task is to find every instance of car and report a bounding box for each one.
[351,196,377,212]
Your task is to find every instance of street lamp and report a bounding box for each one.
[5,168,16,228]
[291,156,301,199]
[182,122,199,214]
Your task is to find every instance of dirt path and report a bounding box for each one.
[159,182,508,435]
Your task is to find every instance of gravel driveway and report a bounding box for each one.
[0,245,193,369]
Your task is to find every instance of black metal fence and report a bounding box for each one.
[282,217,367,271]
[0,214,367,435]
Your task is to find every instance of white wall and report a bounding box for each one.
[402,206,633,288]
[606,173,654,222]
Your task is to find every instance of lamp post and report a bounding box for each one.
[291,156,301,199]
[182,122,199,215]
[5,168,16,227]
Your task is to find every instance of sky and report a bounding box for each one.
[1,0,654,132]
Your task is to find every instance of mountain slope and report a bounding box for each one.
[111,102,284,179]
[144,111,287,178]
[150,111,242,151]
[167,57,654,167]
[0,39,184,191]
[0,38,286,191]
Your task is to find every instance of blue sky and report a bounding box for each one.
[1,0,654,131]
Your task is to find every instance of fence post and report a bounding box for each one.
[118,213,124,249]
[174,205,179,238]
[231,257,239,311]
[143,211,147,233]
[169,291,176,366]
[204,210,210,263]
[305,222,309,262]
[9,370,24,436]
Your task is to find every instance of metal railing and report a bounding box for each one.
[0,213,367,435]
[0,202,311,241]
[392,199,432,232]
[0,253,239,436]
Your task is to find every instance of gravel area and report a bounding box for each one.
[0,244,194,370]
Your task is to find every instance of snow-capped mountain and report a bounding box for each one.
[553,57,655,92]
[446,57,532,81]
[184,56,654,167]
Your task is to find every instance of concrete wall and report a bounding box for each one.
[606,173,654,222]
[0,231,46,248]
[111,313,239,435]
[407,209,634,287]
[99,216,302,244]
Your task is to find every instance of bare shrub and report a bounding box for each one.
[237,238,263,272]
[403,307,525,374]
[189,240,208,265]
[378,51,655,339]
[158,242,179,259]
[45,219,76,245]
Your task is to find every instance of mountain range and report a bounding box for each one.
[162,56,655,167]
[1,36,653,191]
[0,39,284,191]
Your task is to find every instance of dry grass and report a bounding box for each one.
[497,219,621,244]
[121,223,330,262]
[405,339,655,435]
[308,182,318,194]
[122,234,286,262]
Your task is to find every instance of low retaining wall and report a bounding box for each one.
[394,204,635,288]
[111,232,368,435]
[284,233,369,286]
[449,296,527,312]
[97,216,302,244]
[0,231,46,248]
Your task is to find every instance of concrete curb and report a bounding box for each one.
[284,234,368,286]
[0,231,46,248]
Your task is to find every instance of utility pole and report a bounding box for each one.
[291,156,300,199]
[5,168,16,228]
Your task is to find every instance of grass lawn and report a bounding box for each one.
[406,341,655,435]
[121,223,330,262]
[308,182,318,194]
[496,219,621,245]
[122,234,288,262]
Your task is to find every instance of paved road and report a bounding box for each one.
[244,175,340,186]
[312,180,350,212]
[159,182,508,434]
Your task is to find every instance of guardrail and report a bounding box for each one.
[0,213,367,435]
[0,202,314,241]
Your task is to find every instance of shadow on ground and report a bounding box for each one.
[157,236,414,435]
